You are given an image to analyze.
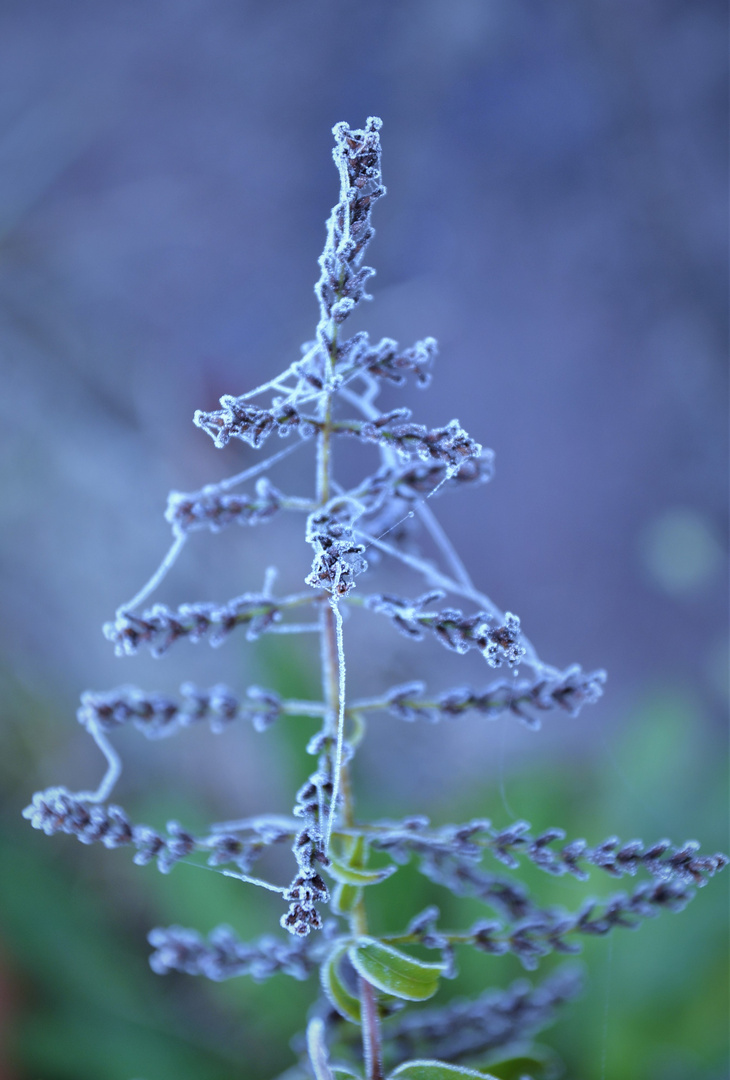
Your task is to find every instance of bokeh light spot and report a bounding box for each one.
[640,508,723,596]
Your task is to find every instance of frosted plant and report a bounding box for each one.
[24,118,726,1080]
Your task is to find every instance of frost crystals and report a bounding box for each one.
[365,592,526,668]
[305,498,367,596]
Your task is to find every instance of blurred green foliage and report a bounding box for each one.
[1,656,727,1079]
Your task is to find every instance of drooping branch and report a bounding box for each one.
[23,787,292,877]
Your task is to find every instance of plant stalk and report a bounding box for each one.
[318,328,383,1079]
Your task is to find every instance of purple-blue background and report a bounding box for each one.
[0,3,727,1078]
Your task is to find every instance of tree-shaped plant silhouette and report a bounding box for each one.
[24,117,727,1080]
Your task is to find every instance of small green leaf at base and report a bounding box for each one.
[327,853,397,886]
[478,1042,563,1079]
[321,942,361,1024]
[388,1063,499,1080]
[306,1017,334,1080]
[348,937,444,1001]
[332,881,363,915]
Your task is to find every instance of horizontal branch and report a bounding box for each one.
[104,591,316,657]
[382,966,581,1064]
[366,817,727,890]
[336,332,437,388]
[352,666,607,728]
[383,875,716,970]
[77,683,286,737]
[360,592,525,668]
[334,416,482,471]
[22,787,291,875]
[148,923,327,982]
[166,478,314,537]
[194,398,317,450]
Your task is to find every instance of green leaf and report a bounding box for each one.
[328,834,396,886]
[478,1042,563,1079]
[307,1017,334,1080]
[344,832,368,867]
[389,1063,498,1079]
[332,1070,363,1080]
[332,881,363,915]
[320,943,361,1024]
[348,938,444,1002]
[327,854,396,886]
[347,709,367,749]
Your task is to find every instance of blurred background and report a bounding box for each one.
[0,1,727,1078]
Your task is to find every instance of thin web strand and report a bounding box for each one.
[172,861,289,895]
[338,385,400,471]
[352,527,495,614]
[338,381,484,583]
[353,525,555,676]
[338,384,526,625]
[238,339,369,415]
[415,499,475,592]
[221,869,289,895]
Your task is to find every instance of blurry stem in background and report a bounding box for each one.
[75,721,121,803]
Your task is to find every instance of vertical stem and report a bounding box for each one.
[318,500,382,1077]
[314,172,383,1078]
[317,390,383,1080]
[351,901,384,1080]
[321,600,341,742]
[315,262,345,506]
[316,397,333,507]
[358,974,385,1080]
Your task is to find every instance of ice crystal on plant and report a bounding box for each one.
[24,117,725,1080]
